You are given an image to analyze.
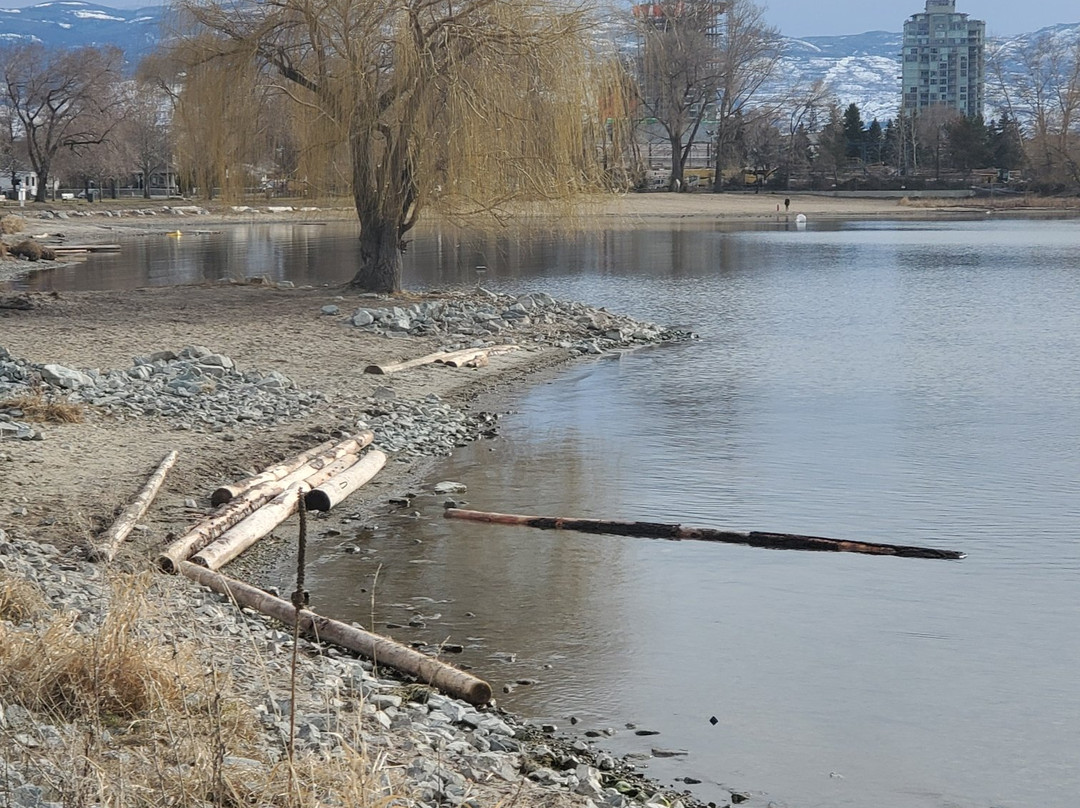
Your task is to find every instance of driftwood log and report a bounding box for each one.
[305,450,388,511]
[179,562,492,705]
[160,448,361,573]
[192,451,384,569]
[190,486,305,570]
[443,508,966,560]
[364,345,519,375]
[211,432,372,505]
[89,451,178,562]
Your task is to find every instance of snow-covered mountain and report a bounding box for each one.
[779,23,1080,123]
[0,1,164,61]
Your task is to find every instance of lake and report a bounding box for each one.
[16,216,1080,808]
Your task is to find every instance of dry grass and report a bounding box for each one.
[0,573,48,623]
[1,213,26,234]
[0,572,410,808]
[899,194,1080,210]
[2,388,84,424]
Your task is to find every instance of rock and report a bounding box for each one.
[39,363,93,389]
[321,305,340,316]
[432,481,467,494]
[650,748,688,758]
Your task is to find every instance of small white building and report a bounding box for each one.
[0,171,38,200]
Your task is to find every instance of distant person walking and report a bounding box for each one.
[784,198,791,212]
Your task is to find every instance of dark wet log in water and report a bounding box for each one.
[179,562,493,705]
[443,509,966,559]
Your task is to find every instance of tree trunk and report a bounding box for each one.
[443,508,966,559]
[190,486,304,570]
[668,132,685,192]
[211,433,370,505]
[351,215,402,293]
[34,168,48,203]
[179,562,493,706]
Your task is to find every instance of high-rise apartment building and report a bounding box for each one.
[901,0,985,117]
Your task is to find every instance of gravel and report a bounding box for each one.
[0,535,705,808]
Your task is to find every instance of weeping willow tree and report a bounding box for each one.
[141,43,269,201]
[172,0,607,292]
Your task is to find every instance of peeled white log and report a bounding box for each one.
[90,451,178,562]
[179,562,492,705]
[304,450,387,511]
[191,486,305,570]
[159,446,367,573]
[211,432,372,505]
[363,345,519,375]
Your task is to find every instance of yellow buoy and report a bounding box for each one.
[167,230,182,238]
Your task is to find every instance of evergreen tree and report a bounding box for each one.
[866,119,884,164]
[842,102,865,160]
[946,114,991,172]
[991,113,1026,171]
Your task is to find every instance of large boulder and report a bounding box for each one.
[40,363,93,389]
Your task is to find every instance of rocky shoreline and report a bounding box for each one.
[0,284,735,808]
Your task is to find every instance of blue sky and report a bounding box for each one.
[763,0,1078,38]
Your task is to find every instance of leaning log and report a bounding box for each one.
[211,432,373,505]
[191,486,305,570]
[443,509,966,560]
[305,450,388,511]
[179,562,492,706]
[89,450,178,562]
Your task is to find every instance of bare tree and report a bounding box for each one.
[916,104,960,181]
[122,85,174,199]
[171,0,605,292]
[710,0,782,191]
[991,33,1080,189]
[776,78,831,188]
[0,106,25,191]
[630,0,724,190]
[0,44,124,202]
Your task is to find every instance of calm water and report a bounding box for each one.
[17,218,1080,808]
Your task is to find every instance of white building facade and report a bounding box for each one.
[901,0,985,117]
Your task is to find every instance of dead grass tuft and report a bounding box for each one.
[0,573,48,623]
[0,572,415,808]
[0,574,192,719]
[3,388,84,424]
[1,213,26,234]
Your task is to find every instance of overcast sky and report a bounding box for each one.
[763,0,1078,38]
